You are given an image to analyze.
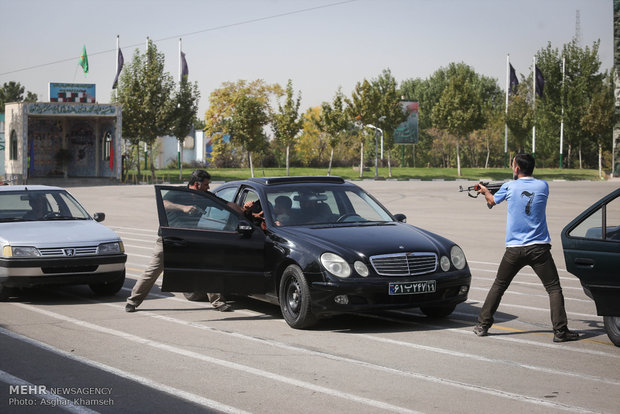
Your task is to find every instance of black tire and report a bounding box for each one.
[183,291,209,301]
[89,270,125,296]
[279,265,317,329]
[420,304,456,318]
[603,316,620,347]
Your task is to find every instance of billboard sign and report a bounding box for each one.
[49,83,96,103]
[393,100,419,145]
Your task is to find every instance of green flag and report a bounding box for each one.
[79,45,89,74]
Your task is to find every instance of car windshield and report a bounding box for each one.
[0,190,91,222]
[263,184,393,226]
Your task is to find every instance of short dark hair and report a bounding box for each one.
[514,153,535,176]
[188,169,211,186]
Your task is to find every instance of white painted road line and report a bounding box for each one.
[0,328,251,414]
[0,369,100,414]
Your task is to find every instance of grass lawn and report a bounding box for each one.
[126,166,605,183]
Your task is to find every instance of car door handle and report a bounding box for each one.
[164,237,188,247]
[574,258,594,267]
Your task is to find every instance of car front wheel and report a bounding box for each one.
[279,265,316,329]
[89,270,125,296]
[420,304,456,318]
[603,316,620,347]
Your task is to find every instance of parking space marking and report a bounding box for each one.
[0,328,250,414]
[10,304,422,414]
[22,291,615,414]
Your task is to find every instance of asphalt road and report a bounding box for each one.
[1,179,619,414]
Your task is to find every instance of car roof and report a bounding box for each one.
[0,185,65,192]
[246,176,346,186]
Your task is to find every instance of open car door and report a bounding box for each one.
[561,188,620,316]
[154,185,267,294]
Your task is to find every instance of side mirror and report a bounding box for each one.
[393,213,407,223]
[93,212,106,222]
[237,219,254,236]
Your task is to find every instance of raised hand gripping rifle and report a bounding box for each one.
[458,182,504,209]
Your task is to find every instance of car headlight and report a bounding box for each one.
[354,261,369,277]
[440,256,451,272]
[98,241,124,255]
[320,253,351,278]
[4,246,41,257]
[450,245,467,270]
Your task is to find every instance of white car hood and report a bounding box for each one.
[0,220,121,248]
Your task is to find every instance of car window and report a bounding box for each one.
[568,195,620,241]
[0,190,89,221]
[214,186,238,203]
[264,185,392,226]
[161,188,238,231]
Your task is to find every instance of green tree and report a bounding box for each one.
[272,79,302,176]
[171,78,201,179]
[506,89,534,153]
[581,73,616,177]
[204,79,281,168]
[561,40,603,168]
[0,81,38,110]
[370,68,408,177]
[116,40,175,178]
[221,94,269,177]
[298,106,329,167]
[319,89,351,175]
[432,70,485,176]
[346,79,380,177]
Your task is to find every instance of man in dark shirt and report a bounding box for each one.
[125,169,245,313]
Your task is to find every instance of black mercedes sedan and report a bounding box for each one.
[154,177,471,329]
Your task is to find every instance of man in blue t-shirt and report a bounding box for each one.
[473,153,579,343]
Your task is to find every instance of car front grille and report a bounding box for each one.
[370,252,437,276]
[38,247,99,257]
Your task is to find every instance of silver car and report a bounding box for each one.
[0,185,126,300]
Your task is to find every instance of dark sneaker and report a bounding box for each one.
[215,304,232,312]
[125,303,137,313]
[553,329,580,343]
[473,324,489,337]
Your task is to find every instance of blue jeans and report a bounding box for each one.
[477,244,568,332]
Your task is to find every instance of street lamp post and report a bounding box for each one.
[366,116,385,178]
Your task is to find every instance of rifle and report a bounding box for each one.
[458,181,504,209]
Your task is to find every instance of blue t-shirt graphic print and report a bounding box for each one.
[493,177,551,247]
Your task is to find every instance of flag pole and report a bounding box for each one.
[114,35,119,100]
[532,56,536,159]
[504,54,510,168]
[178,38,182,180]
[559,56,565,169]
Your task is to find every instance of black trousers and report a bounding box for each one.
[477,244,568,332]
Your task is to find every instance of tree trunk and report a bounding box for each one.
[179,139,183,181]
[328,148,334,176]
[485,138,490,169]
[149,143,156,183]
[456,140,462,177]
[249,151,254,178]
[579,143,583,169]
[567,144,572,168]
[388,149,392,178]
[136,145,141,180]
[599,143,603,179]
[286,145,290,176]
[359,142,364,178]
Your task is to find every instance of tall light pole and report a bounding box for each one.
[365,117,385,178]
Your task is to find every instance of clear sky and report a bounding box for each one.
[0,0,613,117]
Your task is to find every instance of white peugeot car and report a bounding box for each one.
[0,185,126,300]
